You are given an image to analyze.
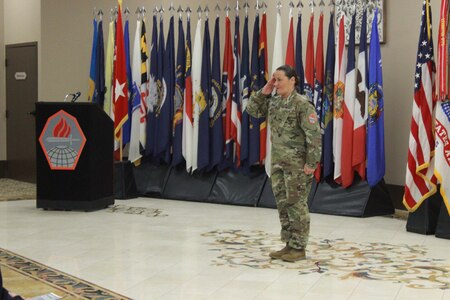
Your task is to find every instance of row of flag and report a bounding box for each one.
[87,1,386,189]
[403,0,449,215]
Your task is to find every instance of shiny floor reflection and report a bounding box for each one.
[0,198,449,300]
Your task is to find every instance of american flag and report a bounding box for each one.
[403,0,437,211]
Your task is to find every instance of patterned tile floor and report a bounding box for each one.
[0,198,449,299]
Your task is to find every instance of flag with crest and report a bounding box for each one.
[305,13,315,102]
[322,12,335,179]
[333,14,347,183]
[146,14,158,157]
[367,8,385,187]
[191,17,203,172]
[209,16,224,170]
[172,16,186,167]
[197,16,211,171]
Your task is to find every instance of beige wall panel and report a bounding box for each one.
[0,0,5,160]
[4,0,41,44]
[2,0,41,161]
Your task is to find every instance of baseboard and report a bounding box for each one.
[386,184,406,211]
[0,161,6,178]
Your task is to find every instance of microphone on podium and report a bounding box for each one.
[63,92,82,102]
[71,92,81,102]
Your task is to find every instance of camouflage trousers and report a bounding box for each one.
[271,166,313,250]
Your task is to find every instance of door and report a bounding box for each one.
[6,43,38,183]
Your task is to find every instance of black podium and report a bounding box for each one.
[35,102,114,211]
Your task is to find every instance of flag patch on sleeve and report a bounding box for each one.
[308,113,317,124]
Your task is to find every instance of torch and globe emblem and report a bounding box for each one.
[39,110,86,170]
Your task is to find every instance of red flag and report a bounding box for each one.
[113,1,129,160]
[259,13,268,164]
[333,15,347,184]
[353,9,368,180]
[223,16,235,164]
[313,12,324,181]
[305,13,315,101]
[183,18,194,172]
[285,11,295,67]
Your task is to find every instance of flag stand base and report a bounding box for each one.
[406,188,449,239]
[162,162,218,202]
[114,160,138,199]
[208,166,266,206]
[435,198,450,239]
[309,176,394,217]
[132,158,171,197]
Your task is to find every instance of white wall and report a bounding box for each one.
[0,0,5,160]
[4,0,41,45]
[1,0,41,161]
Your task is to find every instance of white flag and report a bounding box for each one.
[333,15,347,182]
[434,100,450,214]
[128,19,142,164]
[191,19,203,172]
[265,10,284,177]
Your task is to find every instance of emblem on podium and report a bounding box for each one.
[38,109,86,170]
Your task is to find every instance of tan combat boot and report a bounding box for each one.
[269,244,291,259]
[281,248,306,262]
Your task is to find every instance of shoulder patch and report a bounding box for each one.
[308,113,317,124]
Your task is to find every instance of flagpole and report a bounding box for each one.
[120,130,123,161]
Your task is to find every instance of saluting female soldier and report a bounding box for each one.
[247,64,321,262]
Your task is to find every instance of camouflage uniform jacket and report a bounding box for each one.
[247,89,322,171]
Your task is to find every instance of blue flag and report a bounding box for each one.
[158,16,174,164]
[152,15,166,160]
[145,15,158,157]
[172,17,185,167]
[93,20,105,106]
[122,19,132,147]
[367,9,385,186]
[88,18,98,102]
[322,13,335,179]
[209,16,224,170]
[240,16,251,171]
[197,18,211,171]
[296,14,305,94]
[231,15,242,167]
[249,13,261,166]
